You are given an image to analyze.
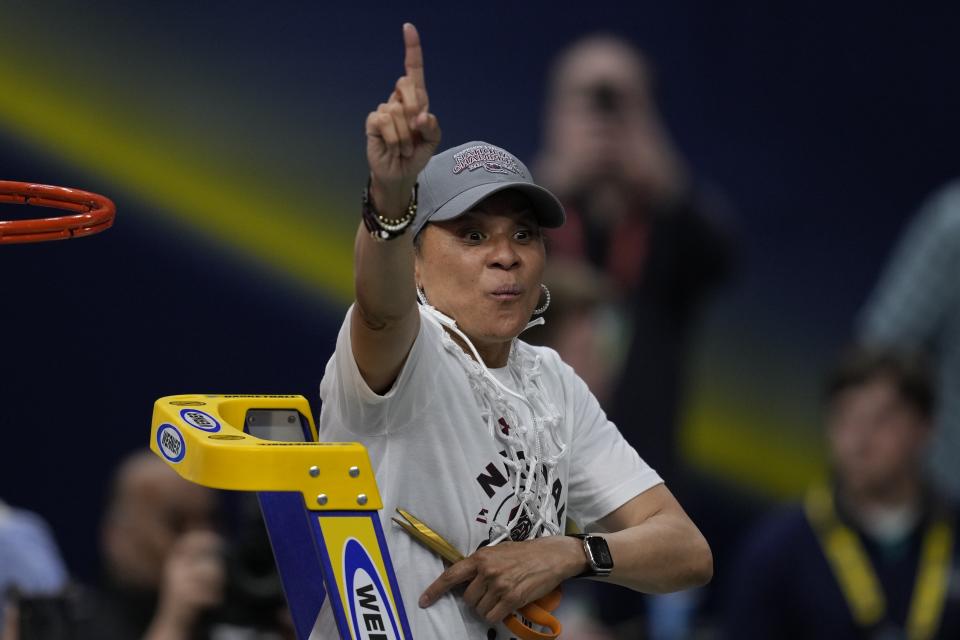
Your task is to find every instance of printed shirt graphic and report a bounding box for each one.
[470,407,566,549]
[314,305,661,639]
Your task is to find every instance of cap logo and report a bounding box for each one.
[451,145,524,177]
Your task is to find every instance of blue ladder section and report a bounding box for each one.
[258,491,327,640]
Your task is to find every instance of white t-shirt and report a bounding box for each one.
[312,305,661,639]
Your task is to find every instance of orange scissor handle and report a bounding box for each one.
[530,588,562,612]
[503,586,563,640]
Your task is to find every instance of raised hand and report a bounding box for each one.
[366,23,441,218]
[146,530,225,639]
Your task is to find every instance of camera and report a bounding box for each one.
[589,82,624,116]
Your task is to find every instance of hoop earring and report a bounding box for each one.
[533,283,551,315]
[417,285,429,306]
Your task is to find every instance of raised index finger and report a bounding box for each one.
[403,23,427,95]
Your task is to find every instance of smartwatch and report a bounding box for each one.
[569,533,614,577]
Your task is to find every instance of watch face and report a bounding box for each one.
[586,536,614,569]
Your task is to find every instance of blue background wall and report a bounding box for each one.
[2,0,958,582]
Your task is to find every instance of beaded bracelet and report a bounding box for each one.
[362,179,418,241]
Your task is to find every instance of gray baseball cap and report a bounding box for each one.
[412,141,566,237]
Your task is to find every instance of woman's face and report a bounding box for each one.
[415,190,546,352]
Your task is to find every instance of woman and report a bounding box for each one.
[317,23,712,639]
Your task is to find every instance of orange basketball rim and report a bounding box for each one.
[0,181,116,244]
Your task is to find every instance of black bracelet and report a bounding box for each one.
[362,179,417,242]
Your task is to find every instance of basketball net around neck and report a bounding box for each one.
[417,298,567,545]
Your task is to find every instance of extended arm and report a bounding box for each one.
[592,483,712,592]
[352,23,441,394]
[420,483,712,624]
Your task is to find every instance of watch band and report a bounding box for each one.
[569,533,613,578]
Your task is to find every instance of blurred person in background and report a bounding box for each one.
[96,450,294,639]
[532,34,739,638]
[723,347,960,639]
[1,450,225,639]
[95,449,227,639]
[5,450,294,640]
[535,33,736,487]
[858,180,960,503]
[0,501,69,635]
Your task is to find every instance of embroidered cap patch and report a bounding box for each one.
[451,144,525,177]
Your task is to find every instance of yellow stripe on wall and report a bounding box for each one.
[0,53,355,302]
[682,389,826,500]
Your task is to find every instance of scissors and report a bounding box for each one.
[392,507,563,640]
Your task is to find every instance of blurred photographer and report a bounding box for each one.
[99,449,226,640]
[7,451,293,640]
[537,35,688,229]
[535,34,736,491]
[532,35,738,638]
